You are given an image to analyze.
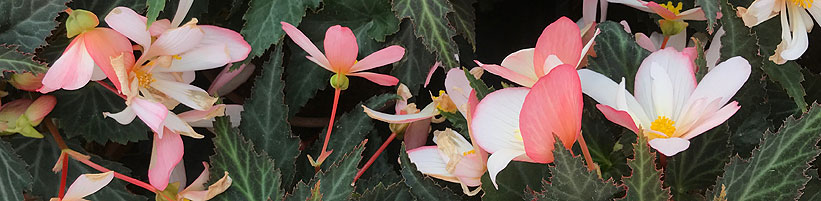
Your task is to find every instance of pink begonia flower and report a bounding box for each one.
[608,0,709,21]
[176,162,233,201]
[280,22,404,86]
[578,48,750,156]
[407,128,485,195]
[738,0,819,64]
[477,17,597,87]
[50,171,115,201]
[0,95,57,138]
[39,9,135,93]
[207,63,256,96]
[471,64,582,188]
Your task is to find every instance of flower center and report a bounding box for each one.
[660,1,683,15]
[135,70,155,88]
[648,116,676,139]
[790,0,814,8]
[462,150,476,156]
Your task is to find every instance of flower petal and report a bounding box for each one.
[499,48,539,82]
[634,48,697,119]
[170,0,194,27]
[165,112,203,139]
[349,45,405,72]
[645,1,680,20]
[148,130,184,190]
[24,95,56,125]
[608,0,652,12]
[280,22,331,70]
[424,62,441,87]
[103,104,137,125]
[407,146,459,183]
[682,101,740,139]
[705,26,725,69]
[687,56,750,108]
[199,25,251,62]
[779,6,810,61]
[486,148,526,189]
[534,17,582,76]
[208,63,256,96]
[679,8,707,21]
[83,28,136,92]
[363,103,438,124]
[154,44,232,72]
[648,137,690,156]
[147,21,205,58]
[324,25,358,73]
[149,19,172,36]
[738,0,779,27]
[40,37,94,93]
[519,64,582,163]
[105,7,151,48]
[453,153,485,187]
[62,171,115,200]
[348,72,399,86]
[635,33,657,52]
[150,78,218,111]
[596,104,639,133]
[481,63,537,87]
[471,88,529,153]
[132,98,170,136]
[445,68,472,115]
[577,69,651,125]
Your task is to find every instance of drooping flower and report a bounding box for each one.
[0,95,57,138]
[738,0,819,64]
[50,171,115,201]
[39,9,135,93]
[407,129,485,195]
[471,64,584,188]
[280,22,404,88]
[578,48,750,156]
[163,162,232,201]
[477,17,596,87]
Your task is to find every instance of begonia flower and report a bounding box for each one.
[407,129,485,195]
[738,0,820,64]
[49,171,115,201]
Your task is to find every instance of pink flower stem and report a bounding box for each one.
[58,153,68,199]
[352,132,396,185]
[660,36,670,49]
[95,81,126,100]
[318,88,342,164]
[577,132,597,171]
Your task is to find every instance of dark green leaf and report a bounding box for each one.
[241,0,321,59]
[0,139,32,201]
[52,82,150,144]
[463,68,492,100]
[390,19,436,94]
[145,0,165,27]
[481,161,550,201]
[284,49,331,117]
[666,125,731,201]
[586,21,651,91]
[762,59,807,113]
[712,103,821,201]
[439,110,468,135]
[799,170,821,201]
[209,116,282,201]
[357,182,414,201]
[286,141,367,201]
[399,145,461,200]
[393,0,460,68]
[0,0,69,52]
[621,135,671,201]
[447,0,476,50]
[239,45,300,188]
[695,0,719,32]
[0,45,48,74]
[10,136,147,200]
[529,140,620,201]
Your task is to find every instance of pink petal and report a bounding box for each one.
[499,48,540,84]
[452,153,485,187]
[323,25,358,73]
[348,72,399,86]
[533,17,582,76]
[471,88,529,153]
[154,44,232,72]
[424,62,441,87]
[24,95,56,125]
[105,7,151,48]
[184,162,211,192]
[519,64,582,163]
[645,1,680,20]
[648,137,690,156]
[39,37,94,93]
[363,103,437,124]
[682,101,740,139]
[199,25,251,62]
[148,129,184,190]
[679,8,707,21]
[207,63,256,96]
[132,98,170,136]
[404,119,432,150]
[349,45,405,73]
[61,171,114,200]
[149,19,172,36]
[444,68,471,115]
[481,64,536,87]
[582,0,598,25]
[83,28,136,92]
[635,33,657,52]
[177,104,226,122]
[280,22,331,70]
[596,104,639,133]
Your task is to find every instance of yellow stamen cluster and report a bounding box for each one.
[432,90,458,113]
[135,70,155,88]
[649,116,676,139]
[661,1,683,15]
[790,0,814,8]
[462,150,476,156]
[172,55,182,60]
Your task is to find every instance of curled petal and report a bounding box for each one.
[148,130,184,191]
[150,79,218,111]
[407,146,459,183]
[424,62,441,87]
[133,98,170,137]
[481,64,536,87]
[207,63,256,96]
[499,48,539,82]
[61,171,115,201]
[363,103,438,124]
[486,148,526,189]
[444,68,472,115]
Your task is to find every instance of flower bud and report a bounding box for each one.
[25,95,57,126]
[9,73,44,92]
[330,73,349,90]
[66,9,100,38]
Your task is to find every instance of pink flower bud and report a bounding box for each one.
[25,95,57,126]
[9,73,44,92]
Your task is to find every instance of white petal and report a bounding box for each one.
[407,146,459,183]
[444,68,472,115]
[500,48,539,81]
[103,104,137,125]
[153,44,232,72]
[705,26,725,70]
[648,138,690,156]
[62,171,115,200]
[486,148,526,189]
[649,63,675,118]
[362,103,438,124]
[165,113,203,138]
[780,5,810,60]
[471,88,529,153]
[687,56,750,108]
[577,69,651,126]
[150,79,217,111]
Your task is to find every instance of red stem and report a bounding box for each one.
[352,132,397,185]
[58,153,68,199]
[320,88,342,158]
[660,36,670,49]
[577,132,597,171]
[95,81,126,100]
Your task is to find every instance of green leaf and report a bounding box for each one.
[390,19,436,94]
[0,0,69,52]
[209,116,282,201]
[314,94,399,169]
[286,141,367,201]
[284,49,331,117]
[0,45,48,74]
[393,0,460,68]
[239,45,300,188]
[666,125,732,201]
[447,0,476,50]
[580,97,631,182]
[762,59,807,113]
[463,68,492,100]
[621,135,671,201]
[0,139,32,201]
[356,182,414,201]
[241,0,320,59]
[528,140,620,201]
[399,145,461,200]
[480,161,550,200]
[586,21,651,91]
[799,170,821,201]
[695,0,719,32]
[145,0,165,27]
[51,82,150,144]
[439,110,468,135]
[10,137,147,200]
[712,103,821,201]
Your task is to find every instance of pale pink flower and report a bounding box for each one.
[49,171,115,201]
